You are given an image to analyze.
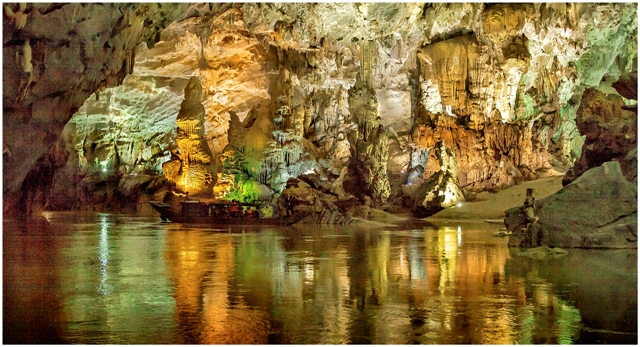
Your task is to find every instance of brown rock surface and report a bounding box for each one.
[563,86,637,185]
[3,3,189,217]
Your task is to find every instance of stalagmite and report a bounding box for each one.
[2,2,636,223]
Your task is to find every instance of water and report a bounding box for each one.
[3,212,637,344]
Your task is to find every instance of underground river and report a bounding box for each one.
[3,212,637,344]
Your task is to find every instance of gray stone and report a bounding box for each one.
[507,161,637,249]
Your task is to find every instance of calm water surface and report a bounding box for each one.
[3,212,637,344]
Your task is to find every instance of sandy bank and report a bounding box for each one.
[426,175,565,222]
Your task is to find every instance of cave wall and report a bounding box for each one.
[3,3,637,218]
[3,3,191,216]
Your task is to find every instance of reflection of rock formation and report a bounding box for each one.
[161,221,625,344]
[506,248,637,343]
[165,230,207,343]
[3,221,66,343]
[163,77,216,195]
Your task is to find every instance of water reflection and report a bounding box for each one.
[97,214,113,295]
[3,216,637,344]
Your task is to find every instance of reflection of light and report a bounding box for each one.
[42,211,52,223]
[457,226,462,246]
[97,214,113,295]
[457,203,462,207]
[102,168,107,173]
[304,261,314,285]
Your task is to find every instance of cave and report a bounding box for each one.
[3,3,637,344]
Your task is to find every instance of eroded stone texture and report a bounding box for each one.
[3,3,190,217]
[277,176,355,225]
[162,76,216,195]
[343,83,391,205]
[4,3,638,220]
[46,74,184,211]
[507,71,637,249]
[563,86,637,185]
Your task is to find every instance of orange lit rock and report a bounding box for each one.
[164,76,216,195]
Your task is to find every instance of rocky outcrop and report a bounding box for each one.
[507,71,638,249]
[44,73,185,212]
[343,83,391,205]
[277,177,355,225]
[3,3,190,217]
[563,86,637,185]
[506,160,637,249]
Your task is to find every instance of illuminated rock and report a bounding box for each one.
[343,84,391,205]
[3,3,638,219]
[163,76,216,195]
[3,3,190,217]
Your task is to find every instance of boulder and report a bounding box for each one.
[506,160,637,249]
[412,170,466,218]
[563,87,637,185]
[278,177,355,224]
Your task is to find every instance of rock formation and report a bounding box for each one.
[506,72,637,249]
[162,76,216,195]
[2,3,637,221]
[3,3,190,216]
[506,160,637,249]
[562,83,637,185]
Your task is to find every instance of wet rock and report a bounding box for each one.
[506,161,637,249]
[278,177,354,224]
[412,170,465,218]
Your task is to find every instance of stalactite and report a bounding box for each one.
[360,40,376,85]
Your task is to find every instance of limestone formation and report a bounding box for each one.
[2,3,637,221]
[162,76,216,195]
[277,177,354,225]
[343,83,391,205]
[506,160,637,249]
[563,85,637,185]
[507,70,637,249]
[3,3,190,217]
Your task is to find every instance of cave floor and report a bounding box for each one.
[427,174,565,221]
